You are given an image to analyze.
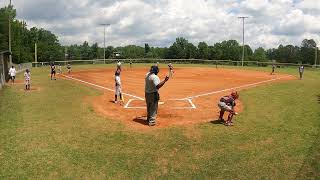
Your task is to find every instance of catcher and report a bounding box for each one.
[217,91,239,126]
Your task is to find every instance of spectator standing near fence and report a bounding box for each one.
[145,66,169,126]
[8,66,16,85]
[24,69,31,90]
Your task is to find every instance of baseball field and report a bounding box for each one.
[0,63,319,179]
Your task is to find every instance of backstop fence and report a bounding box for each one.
[32,59,320,69]
[0,51,9,90]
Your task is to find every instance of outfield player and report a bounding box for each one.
[67,63,71,74]
[50,63,56,80]
[8,66,16,84]
[24,69,31,90]
[270,64,276,75]
[145,66,169,126]
[217,91,239,126]
[299,65,304,80]
[58,64,62,74]
[114,69,123,104]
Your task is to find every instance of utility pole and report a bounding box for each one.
[315,46,318,67]
[34,43,37,67]
[238,16,248,67]
[8,0,12,65]
[100,23,110,64]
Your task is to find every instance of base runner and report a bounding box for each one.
[217,91,239,126]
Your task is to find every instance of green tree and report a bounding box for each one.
[300,39,316,64]
[252,47,266,61]
[197,42,208,59]
[144,43,150,57]
[91,43,99,59]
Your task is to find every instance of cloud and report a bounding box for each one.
[9,0,320,49]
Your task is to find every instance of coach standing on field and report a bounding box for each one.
[145,66,169,126]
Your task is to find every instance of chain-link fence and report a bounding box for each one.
[32,59,320,69]
[0,51,32,90]
[0,51,10,90]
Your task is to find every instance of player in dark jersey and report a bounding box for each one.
[50,63,56,80]
[270,64,276,75]
[67,63,71,74]
[217,91,239,126]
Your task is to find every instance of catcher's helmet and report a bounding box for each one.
[231,91,239,99]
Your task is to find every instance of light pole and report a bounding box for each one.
[238,16,248,67]
[100,23,110,64]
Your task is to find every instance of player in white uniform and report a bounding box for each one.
[8,66,17,84]
[114,69,123,104]
[168,63,174,77]
[24,69,31,90]
[58,64,62,74]
[299,65,304,80]
[116,61,121,71]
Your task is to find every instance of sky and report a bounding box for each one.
[2,0,320,49]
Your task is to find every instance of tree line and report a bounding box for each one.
[0,5,319,64]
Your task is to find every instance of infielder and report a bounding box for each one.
[114,69,123,104]
[217,91,239,126]
[145,66,169,126]
[168,63,174,77]
[116,61,122,71]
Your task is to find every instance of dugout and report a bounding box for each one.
[0,51,10,89]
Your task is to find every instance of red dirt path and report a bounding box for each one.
[62,67,295,129]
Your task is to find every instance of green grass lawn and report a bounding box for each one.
[0,64,319,179]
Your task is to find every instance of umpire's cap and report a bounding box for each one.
[150,65,159,74]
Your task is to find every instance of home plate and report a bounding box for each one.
[158,101,165,105]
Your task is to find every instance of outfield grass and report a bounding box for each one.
[0,65,319,179]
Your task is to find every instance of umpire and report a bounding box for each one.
[145,66,169,126]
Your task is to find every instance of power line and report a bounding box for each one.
[238,16,248,67]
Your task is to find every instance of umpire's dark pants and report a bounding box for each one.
[145,92,159,122]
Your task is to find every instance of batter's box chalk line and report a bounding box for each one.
[124,98,197,109]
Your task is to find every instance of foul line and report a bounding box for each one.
[60,74,144,100]
[183,75,293,100]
